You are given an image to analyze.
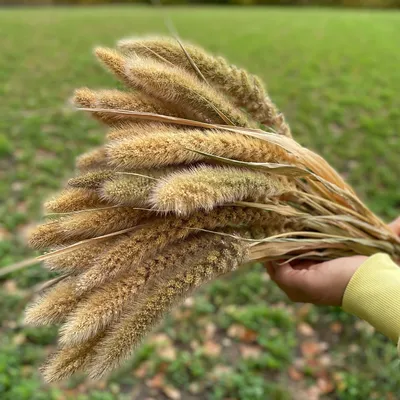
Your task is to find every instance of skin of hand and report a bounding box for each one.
[266,217,400,307]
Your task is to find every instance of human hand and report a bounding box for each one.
[266,217,400,307]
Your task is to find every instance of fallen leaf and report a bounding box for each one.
[163,385,181,400]
[239,344,262,359]
[300,341,321,358]
[297,322,315,337]
[203,340,221,357]
[204,323,217,339]
[330,322,343,334]
[190,340,200,350]
[242,328,258,343]
[296,304,313,319]
[146,373,165,389]
[159,346,177,361]
[306,385,321,400]
[319,354,332,367]
[13,333,26,346]
[227,324,246,339]
[149,333,172,347]
[0,226,11,240]
[288,366,304,381]
[209,365,233,380]
[134,362,149,378]
[189,382,202,394]
[184,297,194,307]
[317,377,334,394]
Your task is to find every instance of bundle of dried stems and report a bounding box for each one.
[14,36,400,381]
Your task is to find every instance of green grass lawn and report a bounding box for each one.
[1,6,400,400]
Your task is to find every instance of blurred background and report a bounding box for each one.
[0,1,399,400]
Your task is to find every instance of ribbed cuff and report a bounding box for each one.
[342,253,400,343]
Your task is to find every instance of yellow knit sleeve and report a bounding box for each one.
[342,253,400,345]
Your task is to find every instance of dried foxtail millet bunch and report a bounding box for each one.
[13,36,399,381]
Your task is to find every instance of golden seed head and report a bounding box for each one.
[87,236,247,378]
[123,56,254,127]
[151,165,295,215]
[106,128,293,170]
[76,147,108,172]
[44,188,108,213]
[118,37,291,135]
[68,170,115,189]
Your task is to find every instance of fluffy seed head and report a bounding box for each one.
[73,88,179,126]
[76,147,108,171]
[44,188,108,213]
[41,335,102,383]
[94,47,128,83]
[100,174,156,206]
[124,57,254,127]
[151,165,295,215]
[29,207,149,249]
[73,206,287,293]
[118,37,291,135]
[43,238,117,274]
[24,277,81,326]
[58,233,219,346]
[106,128,294,170]
[106,122,183,141]
[68,170,116,189]
[88,237,247,378]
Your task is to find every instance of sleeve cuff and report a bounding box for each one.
[342,253,400,343]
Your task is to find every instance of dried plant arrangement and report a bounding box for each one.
[19,36,400,381]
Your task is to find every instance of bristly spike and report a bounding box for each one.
[106,128,295,170]
[76,147,108,172]
[118,37,291,135]
[73,207,291,294]
[151,165,295,215]
[94,47,128,83]
[73,88,180,126]
[44,188,108,213]
[28,207,149,249]
[41,334,103,383]
[122,56,255,127]
[88,237,248,379]
[68,170,116,189]
[24,277,82,326]
[58,234,220,346]
[99,174,155,207]
[43,238,117,274]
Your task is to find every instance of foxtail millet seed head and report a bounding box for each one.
[44,188,109,213]
[106,128,295,170]
[88,237,247,378]
[58,233,221,346]
[151,165,296,215]
[123,56,254,127]
[118,37,291,135]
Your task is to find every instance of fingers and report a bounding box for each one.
[264,262,276,279]
[389,216,400,237]
[273,263,302,287]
